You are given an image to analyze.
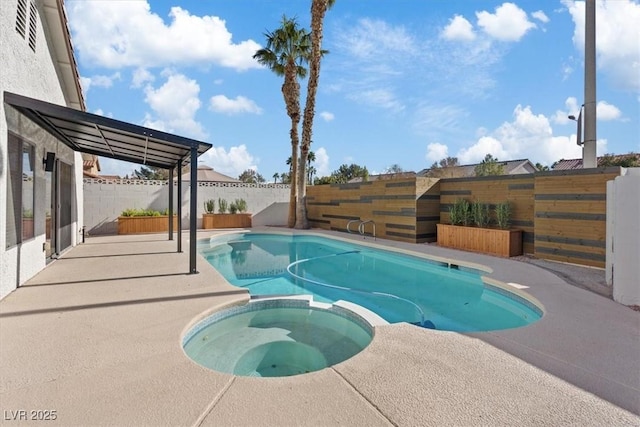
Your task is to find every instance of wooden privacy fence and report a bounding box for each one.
[306,177,440,243]
[439,167,621,268]
[306,167,621,268]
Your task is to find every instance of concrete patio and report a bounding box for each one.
[0,228,638,426]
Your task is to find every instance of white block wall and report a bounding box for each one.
[83,179,291,235]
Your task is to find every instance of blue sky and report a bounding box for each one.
[66,0,640,179]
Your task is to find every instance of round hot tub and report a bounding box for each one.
[182,297,385,377]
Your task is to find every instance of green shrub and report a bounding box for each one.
[204,199,215,214]
[218,198,228,214]
[234,198,247,213]
[495,202,512,229]
[120,208,163,217]
[449,198,471,226]
[471,201,491,228]
[229,202,238,214]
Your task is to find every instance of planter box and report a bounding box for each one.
[202,213,252,229]
[118,215,178,235]
[436,224,523,257]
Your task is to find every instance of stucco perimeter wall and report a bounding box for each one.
[607,168,640,305]
[306,177,441,243]
[83,178,290,235]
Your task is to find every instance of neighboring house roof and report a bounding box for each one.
[417,159,538,178]
[179,165,241,183]
[42,0,85,110]
[552,153,640,170]
[82,153,101,177]
[348,172,416,183]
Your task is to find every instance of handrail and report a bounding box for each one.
[347,219,376,240]
[286,252,425,326]
[358,220,376,240]
[346,219,360,234]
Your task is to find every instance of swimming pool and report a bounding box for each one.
[198,232,543,332]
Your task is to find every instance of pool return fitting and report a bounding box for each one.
[346,219,376,240]
[286,251,426,327]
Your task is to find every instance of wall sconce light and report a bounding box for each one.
[43,152,55,171]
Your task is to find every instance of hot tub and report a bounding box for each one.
[182,296,386,377]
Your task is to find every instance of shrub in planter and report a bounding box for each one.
[471,201,491,228]
[234,198,247,213]
[218,198,228,214]
[229,202,238,214]
[495,202,512,229]
[118,208,176,234]
[449,198,471,226]
[204,199,215,214]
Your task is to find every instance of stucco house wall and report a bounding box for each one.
[1,0,84,299]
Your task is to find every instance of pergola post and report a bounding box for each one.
[168,166,174,241]
[177,161,183,253]
[189,146,198,274]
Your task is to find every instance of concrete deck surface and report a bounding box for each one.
[0,228,638,426]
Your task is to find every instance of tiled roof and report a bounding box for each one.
[552,153,640,170]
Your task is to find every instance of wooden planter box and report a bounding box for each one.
[202,213,252,229]
[436,223,523,257]
[118,215,178,235]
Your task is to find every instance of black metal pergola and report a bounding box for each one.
[5,91,212,274]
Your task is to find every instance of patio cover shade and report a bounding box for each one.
[4,91,211,168]
[4,91,212,274]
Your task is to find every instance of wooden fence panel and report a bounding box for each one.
[533,168,620,267]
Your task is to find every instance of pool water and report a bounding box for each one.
[198,233,542,332]
[183,299,374,377]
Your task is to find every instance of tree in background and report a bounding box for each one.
[315,163,369,184]
[272,172,280,183]
[238,169,265,183]
[296,0,335,229]
[386,164,404,174]
[254,16,311,228]
[598,152,640,167]
[535,162,550,171]
[474,154,504,176]
[425,156,459,178]
[133,166,168,180]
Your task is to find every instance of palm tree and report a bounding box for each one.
[254,16,311,228]
[296,0,335,229]
[307,150,316,184]
[272,172,280,184]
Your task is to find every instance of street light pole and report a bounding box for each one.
[583,0,597,168]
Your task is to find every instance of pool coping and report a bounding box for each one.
[1,228,638,426]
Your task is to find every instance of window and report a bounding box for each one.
[15,0,27,38]
[6,133,35,248]
[28,1,37,51]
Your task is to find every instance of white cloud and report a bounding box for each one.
[532,10,550,24]
[142,72,206,139]
[564,0,640,93]
[319,111,335,122]
[597,101,622,121]
[476,3,536,42]
[67,2,261,71]
[80,72,121,93]
[314,147,330,177]
[350,89,404,112]
[131,68,155,88]
[202,144,257,177]
[455,104,606,166]
[552,97,623,124]
[425,143,449,163]
[339,18,415,60]
[441,15,476,41]
[209,95,262,115]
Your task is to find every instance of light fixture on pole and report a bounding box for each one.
[568,105,584,146]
